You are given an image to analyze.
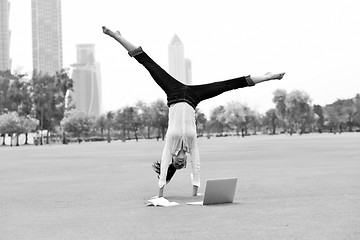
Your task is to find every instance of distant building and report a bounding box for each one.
[185,58,192,85]
[71,44,102,116]
[0,0,11,71]
[168,34,192,84]
[31,0,63,75]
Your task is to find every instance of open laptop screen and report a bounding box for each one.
[203,177,238,205]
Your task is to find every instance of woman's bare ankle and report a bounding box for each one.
[273,72,285,80]
[250,72,285,84]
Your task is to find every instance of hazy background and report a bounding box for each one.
[9,0,360,116]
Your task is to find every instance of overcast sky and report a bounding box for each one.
[9,0,360,116]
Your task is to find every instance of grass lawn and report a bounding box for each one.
[1,133,360,240]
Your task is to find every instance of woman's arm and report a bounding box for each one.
[189,142,201,196]
[192,185,199,196]
[158,187,164,198]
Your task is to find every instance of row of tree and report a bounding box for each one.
[46,89,360,141]
[0,69,72,146]
[1,69,360,146]
[195,90,360,137]
[0,69,72,130]
[61,99,169,143]
[270,89,360,134]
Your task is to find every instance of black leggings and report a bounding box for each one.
[132,48,254,109]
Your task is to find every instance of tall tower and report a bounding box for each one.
[168,34,192,84]
[185,58,192,85]
[0,0,11,71]
[31,0,63,75]
[71,44,102,116]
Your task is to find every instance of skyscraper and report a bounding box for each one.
[0,0,11,71]
[71,44,102,116]
[185,58,192,85]
[168,34,192,84]
[31,0,63,75]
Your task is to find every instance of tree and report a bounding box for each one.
[323,98,357,133]
[323,104,340,133]
[127,107,141,141]
[136,100,153,139]
[273,89,288,132]
[208,105,226,135]
[249,111,261,135]
[353,94,360,128]
[55,69,73,97]
[222,102,258,137]
[263,108,279,134]
[0,112,22,146]
[7,73,32,116]
[61,109,94,143]
[114,108,126,141]
[313,105,325,133]
[223,101,246,137]
[338,99,357,132]
[115,107,139,141]
[19,115,38,145]
[242,105,257,136]
[286,90,312,135]
[105,111,114,142]
[31,70,73,144]
[0,70,12,114]
[96,115,106,138]
[195,108,207,137]
[53,69,74,126]
[151,99,168,140]
[0,70,32,116]
[31,72,53,144]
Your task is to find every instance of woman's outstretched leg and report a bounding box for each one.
[102,26,184,94]
[102,26,138,52]
[190,72,285,103]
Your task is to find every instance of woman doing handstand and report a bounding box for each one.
[102,26,285,198]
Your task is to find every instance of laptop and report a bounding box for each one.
[187,177,238,205]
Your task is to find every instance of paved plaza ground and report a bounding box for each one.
[1,133,360,239]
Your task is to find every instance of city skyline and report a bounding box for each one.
[0,0,11,71]
[168,34,192,85]
[71,44,102,116]
[31,0,63,75]
[7,0,360,117]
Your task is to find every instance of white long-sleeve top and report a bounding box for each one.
[159,102,201,188]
